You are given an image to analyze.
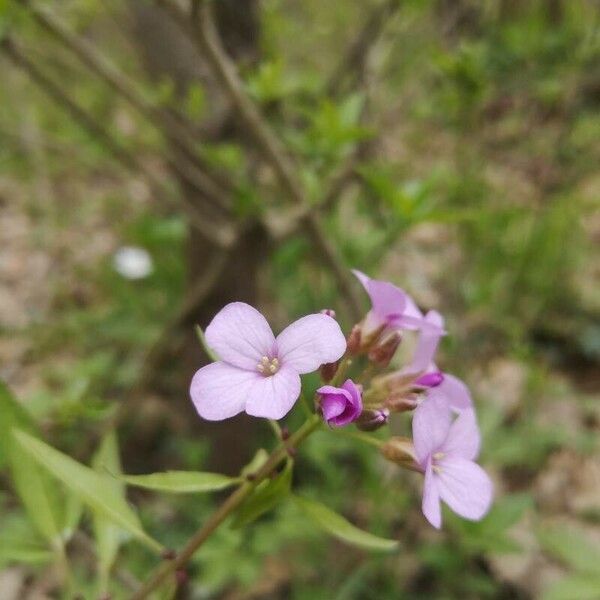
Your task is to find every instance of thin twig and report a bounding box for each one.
[325,0,402,98]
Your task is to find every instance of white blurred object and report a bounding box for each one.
[113,246,153,280]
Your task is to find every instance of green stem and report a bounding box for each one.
[129,415,321,600]
[331,428,384,448]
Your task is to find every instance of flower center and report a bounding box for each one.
[432,451,445,474]
[256,356,280,376]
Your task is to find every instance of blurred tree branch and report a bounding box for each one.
[18,0,234,217]
[325,0,402,98]
[0,34,236,249]
[156,0,363,321]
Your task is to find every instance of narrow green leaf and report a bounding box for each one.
[122,471,240,494]
[232,461,293,528]
[0,382,65,548]
[92,430,127,594]
[195,325,219,362]
[0,516,53,566]
[240,448,269,478]
[13,430,162,553]
[293,495,399,553]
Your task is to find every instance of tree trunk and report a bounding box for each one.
[130,0,264,474]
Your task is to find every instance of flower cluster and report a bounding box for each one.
[190,271,493,529]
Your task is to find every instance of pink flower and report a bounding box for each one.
[413,395,493,529]
[190,302,347,421]
[404,310,472,413]
[353,270,439,335]
[317,379,362,427]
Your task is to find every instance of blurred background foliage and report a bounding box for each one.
[0,0,599,598]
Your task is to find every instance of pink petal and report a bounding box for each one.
[205,302,276,370]
[410,310,445,372]
[245,366,301,420]
[412,394,451,466]
[422,462,442,529]
[436,373,473,412]
[353,270,408,320]
[190,362,260,421]
[437,457,493,522]
[276,314,346,374]
[441,408,481,460]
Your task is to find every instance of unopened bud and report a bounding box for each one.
[368,332,402,368]
[320,308,337,319]
[385,393,419,413]
[414,371,444,389]
[346,324,362,355]
[381,437,420,471]
[320,360,339,382]
[356,408,389,431]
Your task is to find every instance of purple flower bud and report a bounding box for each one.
[356,408,389,431]
[346,324,362,355]
[317,379,362,427]
[385,393,419,413]
[320,360,339,383]
[414,371,444,388]
[380,437,420,471]
[320,309,337,319]
[368,332,402,368]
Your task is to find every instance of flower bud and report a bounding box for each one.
[414,371,444,389]
[356,408,389,431]
[346,324,362,355]
[317,379,362,427]
[368,332,402,368]
[381,437,420,471]
[320,308,337,319]
[385,393,419,413]
[320,360,339,383]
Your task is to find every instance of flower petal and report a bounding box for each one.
[412,394,451,466]
[190,362,260,421]
[277,314,346,374]
[437,457,493,522]
[422,461,442,529]
[205,302,276,370]
[436,373,473,412]
[441,408,481,460]
[244,366,301,420]
[410,310,445,372]
[353,270,407,321]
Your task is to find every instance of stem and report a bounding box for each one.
[130,415,321,599]
[331,429,384,449]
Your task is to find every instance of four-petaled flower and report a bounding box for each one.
[413,394,493,529]
[353,270,442,336]
[317,379,363,427]
[190,302,347,421]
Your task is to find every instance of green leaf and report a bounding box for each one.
[195,325,219,362]
[539,525,600,575]
[92,430,127,593]
[0,516,53,566]
[292,495,398,553]
[240,448,269,478]
[543,574,600,600]
[0,382,65,548]
[13,429,162,553]
[232,461,293,529]
[122,471,240,494]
